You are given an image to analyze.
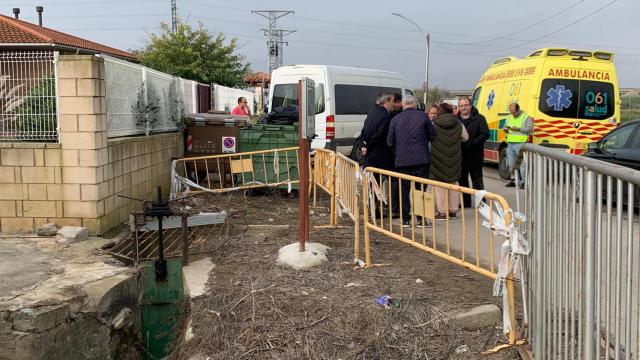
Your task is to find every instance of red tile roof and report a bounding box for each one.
[0,14,137,61]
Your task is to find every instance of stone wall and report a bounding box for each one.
[0,55,183,235]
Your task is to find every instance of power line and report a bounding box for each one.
[446,0,585,46]
[251,10,296,73]
[478,0,620,54]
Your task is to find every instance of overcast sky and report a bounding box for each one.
[2,0,639,89]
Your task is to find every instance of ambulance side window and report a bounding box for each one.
[471,87,481,108]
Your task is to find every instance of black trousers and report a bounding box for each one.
[396,164,429,221]
[459,157,484,207]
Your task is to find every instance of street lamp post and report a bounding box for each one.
[392,12,430,106]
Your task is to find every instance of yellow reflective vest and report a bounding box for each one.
[506,112,529,143]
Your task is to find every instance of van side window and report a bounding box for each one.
[334,84,400,115]
[272,84,298,108]
[471,87,481,108]
[273,83,325,115]
[315,84,325,114]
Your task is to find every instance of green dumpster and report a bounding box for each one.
[237,124,299,189]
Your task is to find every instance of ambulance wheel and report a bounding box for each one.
[498,148,511,180]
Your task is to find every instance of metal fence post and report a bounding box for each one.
[53,51,60,143]
[583,170,597,360]
[534,153,544,358]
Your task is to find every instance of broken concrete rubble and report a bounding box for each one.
[36,223,58,237]
[0,237,141,360]
[56,226,88,244]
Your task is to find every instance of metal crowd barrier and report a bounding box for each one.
[170,147,300,198]
[361,166,519,346]
[310,150,361,260]
[523,144,640,360]
[312,149,337,226]
[334,153,361,261]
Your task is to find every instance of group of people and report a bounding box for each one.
[359,91,531,227]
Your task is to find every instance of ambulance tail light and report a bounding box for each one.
[326,115,335,140]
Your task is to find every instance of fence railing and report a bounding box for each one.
[362,166,519,347]
[170,147,300,198]
[523,143,640,360]
[0,51,58,142]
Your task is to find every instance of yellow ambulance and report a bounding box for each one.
[471,48,620,179]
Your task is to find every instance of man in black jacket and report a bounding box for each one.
[458,97,490,207]
[360,92,395,170]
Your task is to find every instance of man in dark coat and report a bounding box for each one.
[387,95,436,227]
[360,92,395,170]
[458,97,489,207]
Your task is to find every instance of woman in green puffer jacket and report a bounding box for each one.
[430,103,469,220]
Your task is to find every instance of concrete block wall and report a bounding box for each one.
[0,55,183,235]
[0,143,65,232]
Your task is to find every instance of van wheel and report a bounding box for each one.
[498,148,511,180]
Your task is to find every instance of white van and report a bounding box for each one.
[268,65,414,153]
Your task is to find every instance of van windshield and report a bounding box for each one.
[272,83,325,114]
[538,79,614,120]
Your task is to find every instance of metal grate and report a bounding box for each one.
[0,51,58,142]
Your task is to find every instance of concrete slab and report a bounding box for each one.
[0,238,54,298]
[453,304,501,330]
[276,242,330,270]
[182,257,215,298]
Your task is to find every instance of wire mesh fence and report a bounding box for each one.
[0,51,58,142]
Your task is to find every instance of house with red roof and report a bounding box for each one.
[0,13,137,61]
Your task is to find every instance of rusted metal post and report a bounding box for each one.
[298,81,310,252]
[181,213,189,266]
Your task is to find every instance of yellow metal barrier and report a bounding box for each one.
[312,149,337,226]
[334,153,360,261]
[171,147,300,197]
[361,167,519,347]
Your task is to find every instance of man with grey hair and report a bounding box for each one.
[360,92,395,170]
[387,94,437,227]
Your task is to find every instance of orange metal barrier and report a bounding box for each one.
[362,166,520,347]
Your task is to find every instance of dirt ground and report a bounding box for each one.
[174,190,520,360]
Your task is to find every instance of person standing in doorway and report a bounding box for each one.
[458,97,489,207]
[387,95,437,227]
[502,102,533,188]
[231,97,251,116]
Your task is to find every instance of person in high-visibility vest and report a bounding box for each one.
[502,102,533,188]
